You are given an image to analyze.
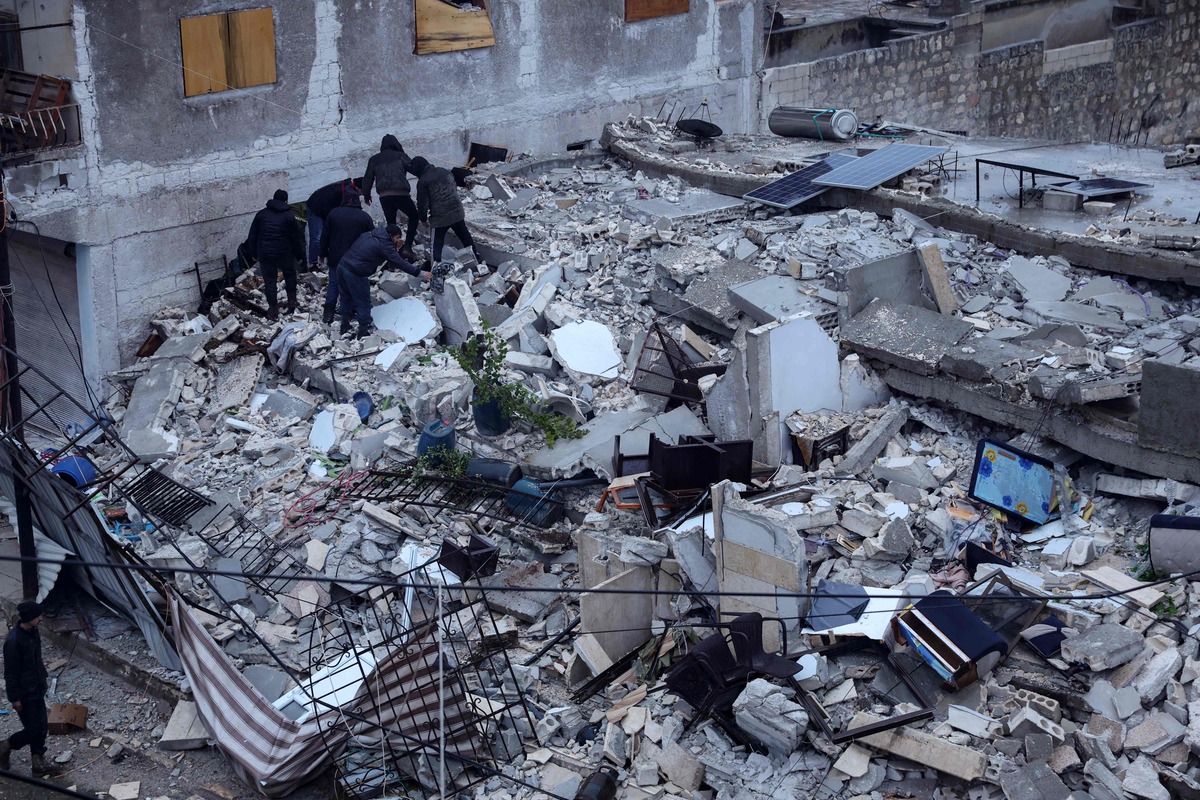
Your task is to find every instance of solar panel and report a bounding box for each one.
[743,152,859,209]
[1049,178,1153,199]
[813,143,949,190]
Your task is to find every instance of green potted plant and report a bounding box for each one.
[450,329,584,446]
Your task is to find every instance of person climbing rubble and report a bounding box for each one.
[0,601,60,778]
[318,190,374,324]
[407,155,484,267]
[304,176,362,270]
[362,135,418,259]
[336,224,432,339]
[246,189,305,321]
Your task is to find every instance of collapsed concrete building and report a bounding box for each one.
[4,1,1200,799]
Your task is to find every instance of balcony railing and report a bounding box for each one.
[0,69,82,157]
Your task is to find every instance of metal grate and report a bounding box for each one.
[118,468,213,527]
[344,471,565,530]
[631,323,726,404]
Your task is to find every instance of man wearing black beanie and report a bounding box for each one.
[1,600,59,776]
[246,189,305,320]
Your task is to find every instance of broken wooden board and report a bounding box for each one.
[362,501,424,539]
[917,243,958,314]
[1081,565,1165,609]
[414,0,495,55]
[625,0,689,23]
[159,701,210,750]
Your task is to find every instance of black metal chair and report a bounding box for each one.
[727,612,799,680]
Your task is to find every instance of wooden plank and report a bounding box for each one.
[1081,565,1165,609]
[158,701,209,751]
[414,0,495,55]
[180,14,229,97]
[917,243,958,314]
[625,0,689,23]
[228,7,277,89]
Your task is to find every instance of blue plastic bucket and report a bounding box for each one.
[51,455,97,488]
[418,420,456,462]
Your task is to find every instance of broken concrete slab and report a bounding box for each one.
[727,274,835,326]
[578,567,653,672]
[941,338,1041,384]
[850,712,987,781]
[151,332,212,363]
[835,249,932,321]
[374,296,439,343]
[432,280,480,346]
[123,359,186,438]
[623,190,745,226]
[548,320,622,380]
[1005,256,1074,302]
[1060,623,1144,671]
[1024,300,1125,329]
[841,300,973,376]
[839,404,910,475]
[917,244,958,314]
[260,383,318,421]
[525,406,655,479]
[1139,360,1200,458]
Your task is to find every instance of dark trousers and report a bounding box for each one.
[258,254,297,311]
[337,265,372,329]
[305,210,324,266]
[324,257,342,308]
[432,220,478,263]
[380,195,419,247]
[9,697,48,756]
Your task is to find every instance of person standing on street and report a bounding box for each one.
[0,601,59,777]
[362,135,418,257]
[304,177,361,270]
[247,189,305,320]
[318,191,374,324]
[408,156,483,267]
[337,225,431,339]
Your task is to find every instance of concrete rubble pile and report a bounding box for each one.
[75,118,1200,800]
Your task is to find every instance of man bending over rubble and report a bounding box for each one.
[336,224,432,339]
[407,156,484,267]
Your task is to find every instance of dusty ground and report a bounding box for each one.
[0,601,334,800]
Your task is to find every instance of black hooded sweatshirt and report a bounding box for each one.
[320,195,375,266]
[247,198,304,261]
[363,135,412,201]
[306,178,361,219]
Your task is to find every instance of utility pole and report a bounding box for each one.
[0,166,40,599]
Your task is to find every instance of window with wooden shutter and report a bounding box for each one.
[180,8,276,97]
[625,0,689,22]
[414,0,495,55]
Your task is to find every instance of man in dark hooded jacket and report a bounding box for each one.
[318,192,374,324]
[362,135,418,255]
[1,601,59,777]
[408,156,483,267]
[304,177,361,270]
[337,225,432,339]
[247,189,304,320]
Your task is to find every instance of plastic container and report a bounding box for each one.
[472,395,511,437]
[50,455,97,488]
[574,767,618,800]
[505,478,563,528]
[417,420,456,458]
[465,458,522,487]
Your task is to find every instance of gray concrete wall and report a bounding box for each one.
[8,0,761,382]
[761,0,1200,144]
[764,19,881,70]
[981,0,1086,50]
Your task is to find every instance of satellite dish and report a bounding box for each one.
[675,118,723,140]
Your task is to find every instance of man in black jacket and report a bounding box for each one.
[318,192,374,324]
[408,156,483,266]
[1,601,59,777]
[337,225,432,339]
[362,135,418,256]
[247,189,305,320]
[304,177,361,270]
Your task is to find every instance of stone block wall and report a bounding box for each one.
[760,0,1200,145]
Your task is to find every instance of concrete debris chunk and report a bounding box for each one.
[1060,623,1144,671]
[732,679,808,756]
[1123,755,1170,800]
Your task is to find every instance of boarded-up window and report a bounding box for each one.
[626,0,689,22]
[414,0,495,55]
[180,8,277,97]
